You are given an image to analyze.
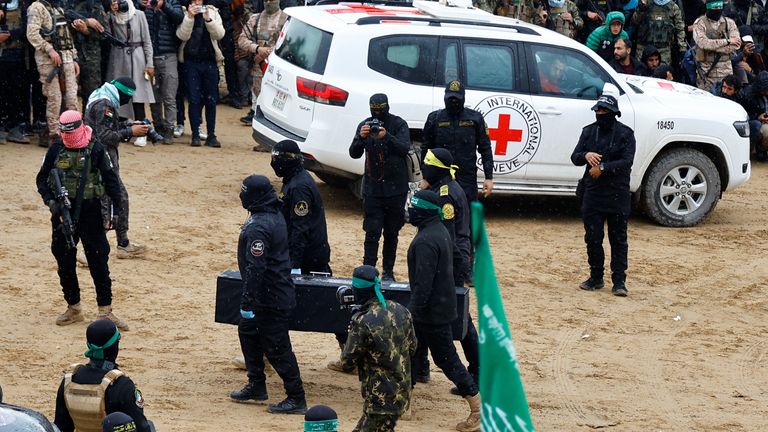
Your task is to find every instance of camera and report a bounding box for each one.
[200,5,207,11]
[336,285,359,311]
[365,118,383,135]
[140,119,164,144]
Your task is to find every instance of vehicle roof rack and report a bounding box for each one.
[355,15,541,35]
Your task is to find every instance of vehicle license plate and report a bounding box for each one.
[272,91,288,111]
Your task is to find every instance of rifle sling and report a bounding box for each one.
[72,148,92,225]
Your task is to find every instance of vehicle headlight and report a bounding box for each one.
[733,120,750,138]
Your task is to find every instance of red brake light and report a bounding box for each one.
[296,77,348,106]
[261,58,269,74]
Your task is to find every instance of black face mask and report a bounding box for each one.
[408,206,436,227]
[595,113,617,129]
[118,91,132,106]
[370,108,388,121]
[270,157,300,178]
[706,9,723,21]
[445,97,464,115]
[422,165,449,186]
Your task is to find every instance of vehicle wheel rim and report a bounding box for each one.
[658,165,708,216]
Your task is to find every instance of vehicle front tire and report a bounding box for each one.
[640,148,721,227]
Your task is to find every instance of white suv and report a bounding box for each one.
[251,0,751,227]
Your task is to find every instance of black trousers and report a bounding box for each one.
[362,193,406,272]
[0,60,28,128]
[413,314,479,383]
[51,199,113,306]
[411,322,477,396]
[220,30,238,97]
[582,207,628,284]
[238,309,305,401]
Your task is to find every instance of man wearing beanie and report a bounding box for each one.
[85,77,150,259]
[304,405,338,432]
[54,320,153,431]
[340,265,417,431]
[406,190,480,432]
[102,412,136,432]
[36,110,130,330]
[349,93,411,282]
[232,175,307,414]
[692,0,740,89]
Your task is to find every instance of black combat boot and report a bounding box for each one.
[612,282,628,297]
[230,382,268,402]
[38,130,50,148]
[579,277,604,291]
[381,270,396,282]
[267,397,307,414]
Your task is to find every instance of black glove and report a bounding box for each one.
[47,199,61,215]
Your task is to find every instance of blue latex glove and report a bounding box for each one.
[291,268,301,275]
[240,309,255,319]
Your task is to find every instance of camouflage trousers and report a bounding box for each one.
[100,146,131,244]
[636,44,673,66]
[37,62,78,136]
[250,68,265,111]
[696,60,732,91]
[352,413,398,432]
[78,42,103,108]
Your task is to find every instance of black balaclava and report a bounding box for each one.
[240,175,277,212]
[422,148,454,185]
[111,77,136,106]
[706,9,723,20]
[408,189,443,228]
[369,93,390,120]
[444,80,465,116]
[351,265,381,306]
[304,405,339,432]
[102,412,136,432]
[595,112,618,129]
[85,319,121,363]
[270,140,303,178]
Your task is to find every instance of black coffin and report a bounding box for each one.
[215,270,470,340]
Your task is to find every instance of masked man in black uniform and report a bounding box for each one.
[349,93,411,282]
[422,80,494,203]
[53,319,154,432]
[406,190,480,432]
[36,110,128,330]
[570,95,636,297]
[231,174,307,415]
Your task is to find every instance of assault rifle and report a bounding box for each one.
[45,64,61,83]
[49,168,77,250]
[63,10,127,47]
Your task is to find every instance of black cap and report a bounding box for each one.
[444,80,465,98]
[430,148,453,166]
[413,189,441,206]
[273,139,301,157]
[591,95,620,114]
[111,76,136,96]
[352,265,379,284]
[240,175,277,210]
[102,412,136,432]
[305,405,338,432]
[369,93,389,110]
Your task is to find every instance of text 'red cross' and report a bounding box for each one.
[488,114,523,156]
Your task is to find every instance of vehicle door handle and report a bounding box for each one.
[538,107,562,115]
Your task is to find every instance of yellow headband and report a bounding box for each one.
[424,149,458,180]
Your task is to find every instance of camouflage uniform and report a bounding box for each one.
[70,0,108,105]
[632,0,687,65]
[692,14,739,90]
[26,0,79,137]
[236,8,287,111]
[498,0,539,23]
[341,299,417,432]
[533,0,583,39]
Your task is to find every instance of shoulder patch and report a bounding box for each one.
[439,185,449,196]
[459,120,475,127]
[250,240,265,257]
[135,388,145,409]
[442,203,455,220]
[437,121,451,127]
[294,200,309,216]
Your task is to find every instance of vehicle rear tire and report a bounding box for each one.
[640,148,721,227]
[315,172,351,188]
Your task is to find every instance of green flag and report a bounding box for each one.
[471,201,535,432]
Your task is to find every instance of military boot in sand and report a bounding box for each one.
[56,303,84,326]
[326,342,356,374]
[455,394,481,432]
[97,306,130,331]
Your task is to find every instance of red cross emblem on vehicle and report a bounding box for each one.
[488,114,523,156]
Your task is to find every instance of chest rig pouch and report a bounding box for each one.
[646,4,673,46]
[40,2,75,52]
[695,19,728,62]
[54,143,105,201]
[1,8,24,50]
[63,363,125,432]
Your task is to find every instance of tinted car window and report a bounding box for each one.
[368,36,438,86]
[530,44,610,99]
[275,17,333,75]
[440,42,459,85]
[464,43,515,92]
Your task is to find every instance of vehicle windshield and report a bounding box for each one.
[275,17,333,75]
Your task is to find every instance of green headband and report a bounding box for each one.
[84,328,120,360]
[304,419,338,431]
[352,276,387,310]
[706,0,723,9]
[410,196,445,220]
[110,80,135,97]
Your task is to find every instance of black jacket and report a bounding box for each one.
[36,139,122,210]
[609,56,649,76]
[422,107,494,189]
[84,98,133,151]
[279,167,331,271]
[427,177,470,285]
[238,195,296,311]
[141,0,184,56]
[407,216,457,325]
[742,80,768,120]
[570,121,636,214]
[349,113,411,198]
[54,360,152,432]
